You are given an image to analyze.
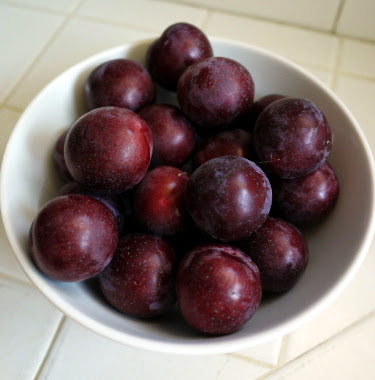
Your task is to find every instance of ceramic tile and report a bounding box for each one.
[171,0,340,31]
[284,239,375,362]
[0,4,64,102]
[0,276,62,379]
[77,0,208,32]
[337,0,375,41]
[6,18,154,109]
[234,337,283,366]
[205,12,338,69]
[38,319,269,380]
[334,74,375,151]
[266,313,375,380]
[7,0,80,13]
[299,65,333,87]
[339,39,375,79]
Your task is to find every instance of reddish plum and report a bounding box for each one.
[31,194,118,282]
[99,234,176,318]
[59,181,125,234]
[272,161,339,224]
[53,129,72,181]
[177,57,255,128]
[85,59,155,112]
[146,23,213,91]
[193,129,255,168]
[176,244,262,335]
[240,217,309,292]
[133,166,189,236]
[186,156,272,242]
[65,107,152,194]
[139,104,196,167]
[254,98,333,178]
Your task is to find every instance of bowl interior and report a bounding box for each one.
[1,38,374,355]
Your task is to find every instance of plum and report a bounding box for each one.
[272,161,339,224]
[99,234,176,318]
[133,166,189,236]
[146,22,213,91]
[254,98,333,178]
[240,217,309,292]
[177,57,255,128]
[85,59,155,112]
[176,244,262,335]
[58,181,125,234]
[186,156,272,242]
[31,194,118,282]
[193,129,255,168]
[139,104,196,167]
[65,107,152,194]
[53,129,72,181]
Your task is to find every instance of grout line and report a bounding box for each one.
[1,103,25,114]
[2,0,68,16]
[258,309,375,379]
[200,9,212,31]
[337,71,375,83]
[227,352,275,370]
[331,0,346,33]
[0,271,34,288]
[2,0,85,107]
[33,316,67,380]
[276,334,288,367]
[330,37,344,90]
[336,32,375,46]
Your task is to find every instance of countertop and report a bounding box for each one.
[1,0,375,379]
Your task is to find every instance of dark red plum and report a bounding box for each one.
[177,57,255,128]
[53,129,72,181]
[31,195,118,282]
[133,166,189,236]
[186,156,272,242]
[248,94,285,130]
[59,181,125,234]
[65,107,152,194]
[193,129,255,168]
[85,59,155,112]
[99,234,176,318]
[176,244,262,335]
[139,104,196,167]
[254,98,333,178]
[272,161,339,224]
[240,217,309,293]
[146,22,213,91]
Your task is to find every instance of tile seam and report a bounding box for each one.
[227,352,275,370]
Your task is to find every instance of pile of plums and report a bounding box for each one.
[29,22,339,336]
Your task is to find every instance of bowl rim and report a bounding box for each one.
[1,36,375,355]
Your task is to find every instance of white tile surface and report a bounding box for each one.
[38,319,269,380]
[7,0,80,12]
[266,313,375,380]
[172,0,341,31]
[205,12,338,69]
[300,65,333,86]
[0,276,62,379]
[0,4,64,102]
[337,0,375,41]
[6,19,155,109]
[340,39,375,79]
[77,0,208,32]
[284,240,375,362]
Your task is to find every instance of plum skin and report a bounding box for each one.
[186,156,272,242]
[31,194,118,282]
[240,217,309,292]
[99,234,176,318]
[146,22,213,91]
[85,59,155,112]
[271,161,339,224]
[176,244,262,335]
[254,98,333,179]
[65,107,152,194]
[177,57,255,128]
[139,104,196,167]
[133,166,189,236]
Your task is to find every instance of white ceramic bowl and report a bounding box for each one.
[1,38,375,355]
